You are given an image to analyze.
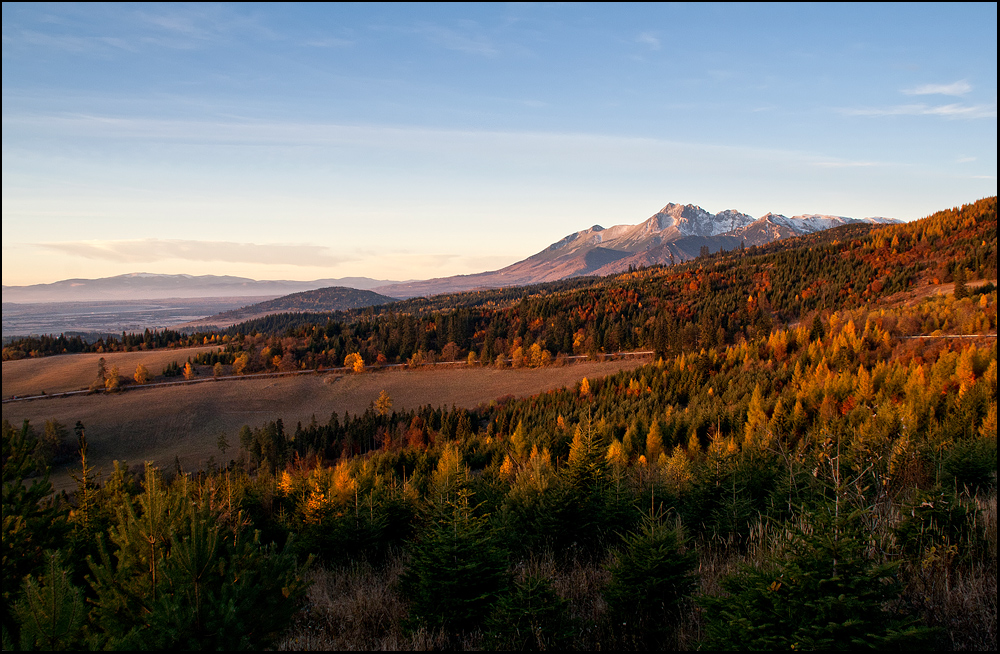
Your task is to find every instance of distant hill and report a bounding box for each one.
[181,286,398,329]
[2,273,405,303]
[373,204,900,297]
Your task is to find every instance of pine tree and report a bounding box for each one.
[604,514,697,649]
[2,421,69,639]
[486,574,574,650]
[701,507,934,650]
[953,265,968,299]
[13,551,85,651]
[86,467,309,649]
[400,490,508,634]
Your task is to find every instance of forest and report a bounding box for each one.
[2,197,997,650]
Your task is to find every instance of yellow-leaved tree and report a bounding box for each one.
[344,352,364,373]
[133,364,149,385]
[375,390,393,417]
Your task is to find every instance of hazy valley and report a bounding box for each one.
[3,202,900,338]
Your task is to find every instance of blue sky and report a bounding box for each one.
[2,2,996,286]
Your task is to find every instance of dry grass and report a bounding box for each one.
[2,345,223,397]
[900,493,998,651]
[3,358,646,493]
[275,557,477,651]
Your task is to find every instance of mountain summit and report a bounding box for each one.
[373,203,898,297]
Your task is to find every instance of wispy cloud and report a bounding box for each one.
[14,29,138,55]
[636,32,660,50]
[3,112,920,180]
[810,161,880,168]
[412,21,497,56]
[840,103,996,119]
[7,6,277,55]
[39,239,352,267]
[902,80,971,96]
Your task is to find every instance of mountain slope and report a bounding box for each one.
[374,204,898,297]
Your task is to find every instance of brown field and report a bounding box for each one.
[3,356,647,492]
[2,345,223,397]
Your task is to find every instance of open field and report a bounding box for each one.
[2,346,223,397]
[882,277,997,308]
[3,357,647,492]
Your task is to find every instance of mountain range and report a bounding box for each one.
[371,203,898,297]
[3,203,898,305]
[2,273,404,304]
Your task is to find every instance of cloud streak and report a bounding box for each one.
[411,21,497,56]
[840,103,996,119]
[902,80,971,96]
[636,32,660,50]
[3,112,866,170]
[39,239,353,267]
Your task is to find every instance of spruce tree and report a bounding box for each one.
[486,574,574,650]
[701,507,934,650]
[400,489,508,634]
[13,551,85,651]
[604,515,697,649]
[2,420,69,640]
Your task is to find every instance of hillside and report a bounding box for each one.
[180,286,398,329]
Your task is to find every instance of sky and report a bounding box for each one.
[2,2,996,287]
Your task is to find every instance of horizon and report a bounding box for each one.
[3,3,996,287]
[3,202,921,290]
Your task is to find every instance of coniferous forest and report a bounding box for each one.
[2,198,997,650]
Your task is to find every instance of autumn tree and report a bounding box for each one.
[344,352,364,373]
[104,366,122,391]
[375,390,393,417]
[511,346,526,368]
[133,364,150,385]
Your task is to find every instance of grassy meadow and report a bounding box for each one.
[3,351,646,491]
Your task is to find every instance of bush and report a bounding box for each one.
[894,488,987,566]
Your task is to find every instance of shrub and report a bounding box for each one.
[894,488,987,566]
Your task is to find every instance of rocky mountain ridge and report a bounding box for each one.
[372,204,898,297]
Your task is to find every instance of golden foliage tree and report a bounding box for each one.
[375,390,393,417]
[344,352,364,373]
